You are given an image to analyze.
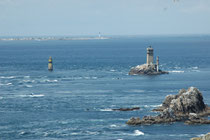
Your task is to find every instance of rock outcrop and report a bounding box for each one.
[127,87,210,125]
[190,132,210,140]
[129,64,168,75]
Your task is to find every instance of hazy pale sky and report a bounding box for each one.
[1,0,210,36]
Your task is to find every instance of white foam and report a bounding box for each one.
[41,79,58,83]
[100,108,113,112]
[29,94,45,97]
[192,66,199,69]
[19,131,27,135]
[110,69,116,72]
[0,83,12,86]
[197,134,205,137]
[143,104,162,108]
[70,132,79,135]
[0,76,15,79]
[19,94,45,98]
[133,130,144,136]
[110,124,117,128]
[169,70,184,73]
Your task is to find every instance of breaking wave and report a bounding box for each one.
[99,108,113,112]
[0,83,12,86]
[19,94,45,98]
[0,76,15,79]
[133,130,144,136]
[169,70,184,73]
[143,104,162,108]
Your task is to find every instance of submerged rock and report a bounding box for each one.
[127,87,210,125]
[112,107,140,111]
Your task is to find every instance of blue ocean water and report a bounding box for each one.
[0,36,210,140]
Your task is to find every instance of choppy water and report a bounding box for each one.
[0,36,210,140]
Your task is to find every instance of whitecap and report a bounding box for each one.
[110,124,117,128]
[133,130,144,136]
[192,66,199,69]
[48,79,58,82]
[29,94,45,97]
[19,94,45,98]
[19,131,29,135]
[0,76,15,79]
[40,79,58,83]
[110,69,116,72]
[197,134,205,137]
[143,104,162,108]
[169,134,189,137]
[5,83,12,86]
[0,83,12,86]
[100,108,113,112]
[169,70,184,73]
[70,132,79,135]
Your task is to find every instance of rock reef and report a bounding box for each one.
[127,87,210,125]
[112,107,140,111]
[190,132,210,140]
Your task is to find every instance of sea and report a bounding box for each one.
[0,35,210,140]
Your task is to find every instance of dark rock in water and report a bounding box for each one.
[129,64,168,75]
[112,107,140,111]
[127,87,210,125]
[190,132,210,140]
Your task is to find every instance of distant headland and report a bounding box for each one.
[129,46,169,75]
[0,36,110,41]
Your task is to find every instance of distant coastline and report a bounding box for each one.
[0,34,209,41]
[0,36,110,41]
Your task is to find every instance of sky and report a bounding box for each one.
[0,0,210,36]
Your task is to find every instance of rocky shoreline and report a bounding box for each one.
[127,87,210,125]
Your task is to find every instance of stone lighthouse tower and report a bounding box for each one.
[48,56,53,71]
[147,46,154,65]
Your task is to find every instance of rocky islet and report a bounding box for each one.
[127,87,210,125]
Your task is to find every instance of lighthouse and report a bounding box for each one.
[48,56,53,71]
[147,46,154,65]
[156,56,159,72]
